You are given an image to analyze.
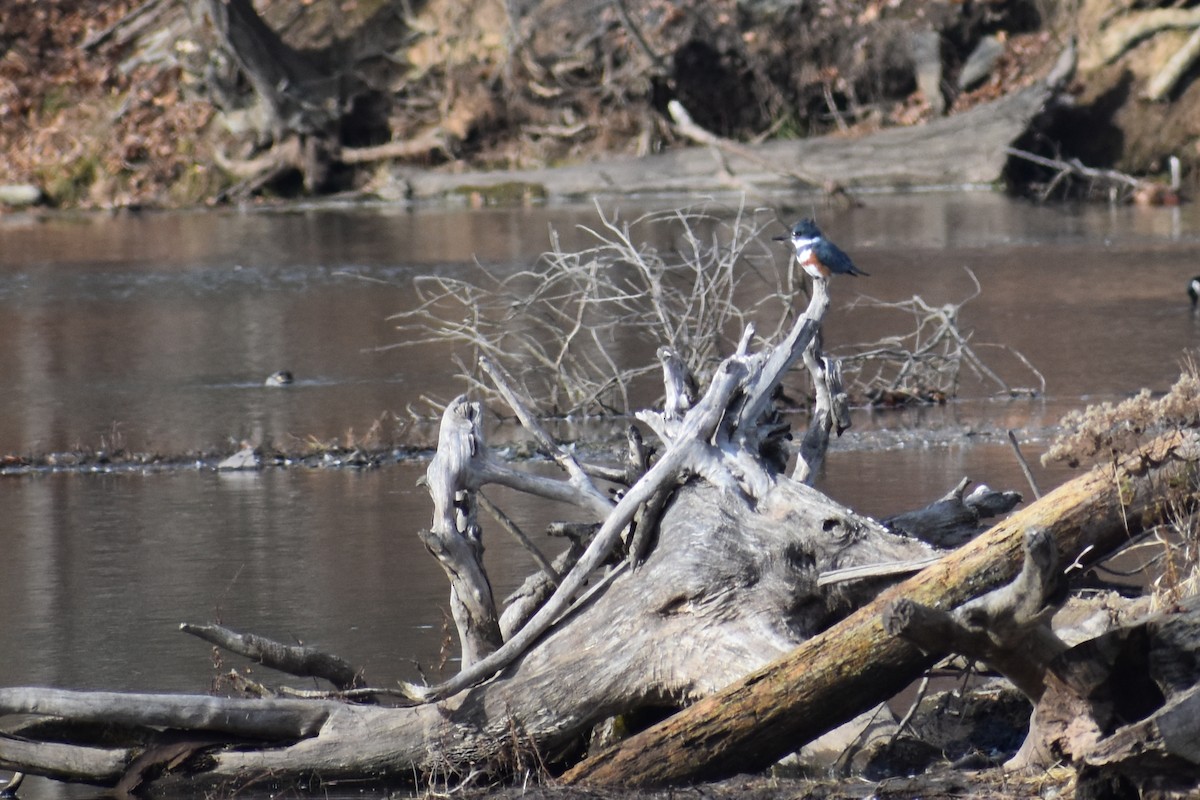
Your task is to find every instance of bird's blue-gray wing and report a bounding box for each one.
[821,242,859,274]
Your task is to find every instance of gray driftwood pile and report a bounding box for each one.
[2,265,1200,797]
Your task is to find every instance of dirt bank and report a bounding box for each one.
[1,0,1196,209]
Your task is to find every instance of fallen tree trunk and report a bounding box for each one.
[1,264,949,795]
[390,44,1075,202]
[0,477,937,794]
[563,429,1200,787]
[1008,590,1200,780]
[4,430,1192,795]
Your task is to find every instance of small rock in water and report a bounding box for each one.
[265,370,294,387]
[218,444,261,471]
[0,184,44,207]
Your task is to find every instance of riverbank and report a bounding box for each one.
[3,0,1197,210]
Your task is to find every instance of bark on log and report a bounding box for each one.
[883,528,1068,702]
[562,429,1200,788]
[1014,591,1200,773]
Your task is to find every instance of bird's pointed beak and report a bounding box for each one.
[772,234,789,242]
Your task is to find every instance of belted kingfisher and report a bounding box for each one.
[1189,276,1200,307]
[773,219,869,279]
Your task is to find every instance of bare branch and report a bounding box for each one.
[179,623,363,690]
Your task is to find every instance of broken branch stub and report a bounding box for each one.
[883,528,1069,702]
[422,396,503,667]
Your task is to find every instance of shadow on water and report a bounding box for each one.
[2,192,1200,797]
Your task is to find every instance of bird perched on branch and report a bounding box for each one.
[774,219,869,279]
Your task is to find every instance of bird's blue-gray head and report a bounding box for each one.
[790,218,822,242]
[773,218,823,248]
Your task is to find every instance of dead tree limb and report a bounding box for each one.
[884,477,1023,548]
[883,528,1068,702]
[562,429,1200,788]
[422,397,503,667]
[0,688,331,740]
[667,99,825,188]
[401,354,753,703]
[794,342,849,485]
[479,355,615,513]
[179,623,364,691]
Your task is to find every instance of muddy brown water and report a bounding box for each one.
[1,193,1199,798]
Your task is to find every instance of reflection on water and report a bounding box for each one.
[2,193,1200,797]
[0,466,572,694]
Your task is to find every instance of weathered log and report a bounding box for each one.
[389,45,1075,201]
[401,354,753,703]
[409,275,831,702]
[0,688,330,740]
[884,528,1068,702]
[562,429,1200,788]
[666,99,824,188]
[0,473,937,794]
[1088,683,1200,767]
[884,477,1023,547]
[1013,591,1200,773]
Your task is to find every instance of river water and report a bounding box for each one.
[1,193,1198,797]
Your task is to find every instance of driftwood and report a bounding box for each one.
[389,44,1076,202]
[2,263,939,794]
[562,429,1200,787]
[178,623,364,692]
[883,477,1023,548]
[4,427,1185,795]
